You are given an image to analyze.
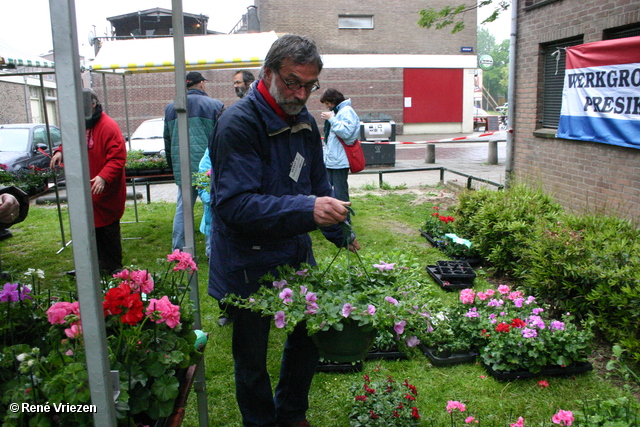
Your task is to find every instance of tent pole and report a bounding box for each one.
[49,0,117,425]
[172,1,209,426]
[121,74,140,222]
[38,72,69,251]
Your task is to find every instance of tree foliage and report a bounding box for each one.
[478,28,510,107]
[418,1,511,33]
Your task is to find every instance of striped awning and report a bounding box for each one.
[90,31,278,74]
[0,39,54,69]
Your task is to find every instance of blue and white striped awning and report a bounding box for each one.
[90,31,278,74]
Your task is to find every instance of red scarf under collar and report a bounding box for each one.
[257,79,294,124]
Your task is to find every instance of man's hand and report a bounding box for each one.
[50,151,63,168]
[0,194,20,223]
[90,176,107,194]
[313,197,350,227]
[348,238,360,253]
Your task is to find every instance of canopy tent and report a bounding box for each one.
[0,38,55,69]
[90,31,278,74]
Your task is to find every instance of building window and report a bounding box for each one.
[604,23,640,40]
[524,0,562,10]
[338,15,374,30]
[539,37,582,129]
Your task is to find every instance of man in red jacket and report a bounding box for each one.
[51,88,127,275]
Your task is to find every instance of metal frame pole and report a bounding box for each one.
[171,1,209,425]
[49,0,116,425]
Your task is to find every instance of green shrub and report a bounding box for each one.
[517,212,640,363]
[452,185,563,275]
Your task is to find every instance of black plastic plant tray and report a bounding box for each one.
[426,265,474,291]
[421,345,478,367]
[316,360,363,373]
[482,361,593,382]
[366,347,408,361]
[435,261,476,283]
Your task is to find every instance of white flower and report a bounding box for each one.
[16,353,28,362]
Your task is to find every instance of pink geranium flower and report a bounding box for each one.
[64,323,82,339]
[146,296,181,328]
[459,289,475,304]
[510,416,525,427]
[552,410,574,426]
[167,249,198,272]
[47,301,80,325]
[446,400,466,414]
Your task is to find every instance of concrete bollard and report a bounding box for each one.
[425,143,436,164]
[488,140,498,165]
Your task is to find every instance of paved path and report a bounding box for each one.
[34,132,508,205]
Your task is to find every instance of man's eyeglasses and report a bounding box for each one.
[277,71,320,93]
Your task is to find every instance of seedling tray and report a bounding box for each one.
[316,360,363,373]
[435,260,476,283]
[426,265,474,291]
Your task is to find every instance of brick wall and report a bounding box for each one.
[513,0,640,219]
[256,0,476,55]
[92,66,405,135]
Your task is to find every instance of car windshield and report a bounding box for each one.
[0,128,30,152]
[131,120,164,140]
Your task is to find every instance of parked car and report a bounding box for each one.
[473,107,490,131]
[0,123,62,172]
[496,102,509,114]
[128,118,165,156]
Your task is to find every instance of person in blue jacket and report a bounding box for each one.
[164,71,224,251]
[319,88,360,205]
[208,34,359,427]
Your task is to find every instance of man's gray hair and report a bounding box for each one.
[260,34,323,79]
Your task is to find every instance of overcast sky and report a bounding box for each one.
[0,0,255,59]
[0,0,511,60]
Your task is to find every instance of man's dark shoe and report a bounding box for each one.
[65,270,76,277]
[277,419,312,427]
[217,316,232,327]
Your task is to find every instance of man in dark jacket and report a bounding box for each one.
[208,35,359,427]
[164,71,224,251]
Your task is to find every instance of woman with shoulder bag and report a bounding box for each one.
[320,88,361,209]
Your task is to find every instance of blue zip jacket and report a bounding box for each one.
[323,99,360,169]
[163,89,223,185]
[207,81,348,300]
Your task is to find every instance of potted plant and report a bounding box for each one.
[0,250,204,426]
[349,373,421,427]
[125,150,169,176]
[226,252,436,363]
[455,286,594,380]
[420,206,455,245]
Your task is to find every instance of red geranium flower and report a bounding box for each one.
[510,318,526,328]
[496,322,511,333]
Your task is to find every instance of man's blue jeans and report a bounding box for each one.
[172,185,206,252]
[229,305,319,427]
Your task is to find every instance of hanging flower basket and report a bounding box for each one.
[312,320,377,363]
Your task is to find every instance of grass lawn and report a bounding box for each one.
[2,188,637,426]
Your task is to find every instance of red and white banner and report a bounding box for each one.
[557,36,640,149]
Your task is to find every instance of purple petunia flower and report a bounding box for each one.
[342,303,355,318]
[274,311,286,328]
[405,336,420,347]
[522,328,537,338]
[385,296,398,305]
[279,288,293,304]
[273,280,288,289]
[528,315,546,329]
[367,304,376,315]
[394,320,406,335]
[373,261,396,271]
[465,307,480,318]
[550,320,565,331]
